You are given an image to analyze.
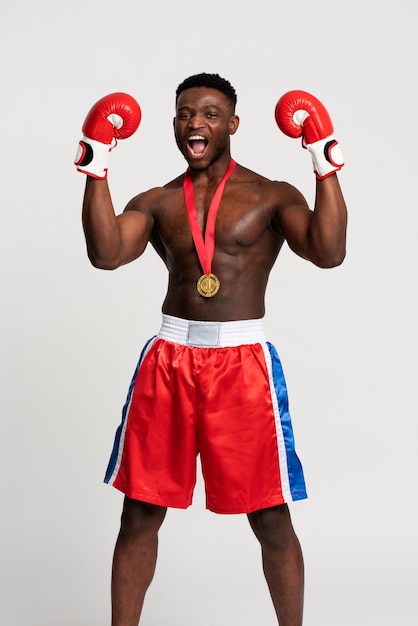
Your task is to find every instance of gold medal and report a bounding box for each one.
[183,160,236,299]
[197,273,221,298]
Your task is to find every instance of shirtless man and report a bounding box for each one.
[75,73,347,626]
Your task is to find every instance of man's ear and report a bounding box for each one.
[229,115,240,135]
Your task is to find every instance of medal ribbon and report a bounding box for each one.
[183,159,236,276]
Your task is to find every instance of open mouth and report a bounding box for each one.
[187,135,208,157]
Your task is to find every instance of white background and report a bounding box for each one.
[1,1,417,624]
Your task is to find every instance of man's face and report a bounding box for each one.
[174,87,239,168]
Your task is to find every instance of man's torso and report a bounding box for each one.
[131,164,292,321]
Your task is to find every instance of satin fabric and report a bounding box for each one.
[104,336,307,514]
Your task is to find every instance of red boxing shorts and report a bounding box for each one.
[104,315,307,514]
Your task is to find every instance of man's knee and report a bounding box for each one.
[248,504,296,550]
[119,497,167,540]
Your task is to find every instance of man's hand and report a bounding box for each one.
[75,92,141,179]
[275,90,344,179]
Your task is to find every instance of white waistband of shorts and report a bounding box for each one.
[158,314,266,348]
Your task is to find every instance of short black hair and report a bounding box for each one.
[176,73,237,108]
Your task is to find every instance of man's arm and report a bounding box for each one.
[75,92,153,270]
[274,89,347,268]
[275,174,347,268]
[82,178,154,270]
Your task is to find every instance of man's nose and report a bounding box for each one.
[189,114,205,128]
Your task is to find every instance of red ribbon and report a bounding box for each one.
[183,159,236,276]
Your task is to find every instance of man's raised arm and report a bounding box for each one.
[75,93,152,269]
[274,89,347,267]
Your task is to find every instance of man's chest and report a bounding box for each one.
[155,191,276,252]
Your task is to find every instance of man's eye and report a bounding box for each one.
[177,113,191,120]
[206,113,218,118]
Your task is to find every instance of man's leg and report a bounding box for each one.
[248,504,304,626]
[111,497,167,626]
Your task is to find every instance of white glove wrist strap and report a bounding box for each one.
[306,135,344,179]
[74,136,113,179]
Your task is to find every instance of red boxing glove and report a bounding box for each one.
[75,93,141,179]
[275,90,344,179]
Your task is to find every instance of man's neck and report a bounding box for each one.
[187,154,233,186]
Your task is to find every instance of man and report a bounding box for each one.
[75,73,347,626]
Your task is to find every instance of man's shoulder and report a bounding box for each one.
[233,163,299,197]
[125,176,183,214]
